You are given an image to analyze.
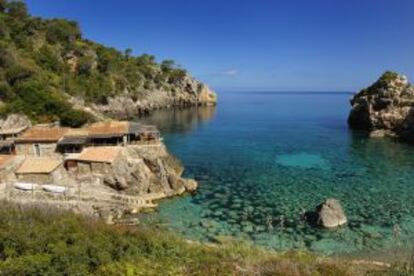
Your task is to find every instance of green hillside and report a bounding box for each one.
[0,0,190,127]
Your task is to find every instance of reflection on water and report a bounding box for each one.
[137,106,216,134]
[139,92,414,256]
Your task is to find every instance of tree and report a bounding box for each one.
[36,45,63,72]
[77,55,95,75]
[124,48,132,60]
[6,0,27,19]
[5,64,35,86]
[0,0,7,13]
[46,19,81,45]
[161,59,175,72]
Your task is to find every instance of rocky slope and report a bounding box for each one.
[348,71,414,142]
[0,0,216,125]
[71,76,217,120]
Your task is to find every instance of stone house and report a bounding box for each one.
[57,129,89,154]
[14,126,69,157]
[87,121,159,146]
[64,146,122,175]
[15,157,64,184]
[0,126,28,154]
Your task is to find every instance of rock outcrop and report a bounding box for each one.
[70,143,197,198]
[348,71,414,142]
[316,199,347,228]
[89,76,217,120]
[0,114,32,131]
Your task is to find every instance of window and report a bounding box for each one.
[34,144,41,156]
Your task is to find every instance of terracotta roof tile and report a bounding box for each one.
[16,157,61,174]
[68,146,121,163]
[88,121,129,136]
[16,126,70,142]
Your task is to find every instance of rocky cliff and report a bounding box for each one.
[0,0,216,126]
[96,144,197,197]
[71,76,217,120]
[348,71,414,142]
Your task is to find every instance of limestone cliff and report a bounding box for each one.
[348,71,414,142]
[96,144,197,197]
[83,76,217,120]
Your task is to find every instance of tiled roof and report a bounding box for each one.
[64,129,89,137]
[0,155,14,168]
[67,146,121,163]
[15,126,70,143]
[87,121,130,137]
[15,157,61,174]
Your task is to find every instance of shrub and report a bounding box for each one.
[5,63,35,86]
[35,45,63,72]
[6,0,27,19]
[46,19,80,45]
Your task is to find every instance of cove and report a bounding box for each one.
[139,91,414,255]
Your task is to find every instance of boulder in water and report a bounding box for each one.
[316,198,347,228]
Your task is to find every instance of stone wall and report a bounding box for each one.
[15,165,69,185]
[15,143,60,158]
[16,173,54,184]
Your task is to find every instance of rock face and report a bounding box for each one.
[0,114,32,131]
[348,71,414,142]
[83,76,217,120]
[75,143,196,197]
[316,198,347,228]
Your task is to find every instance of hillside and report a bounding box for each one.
[0,0,216,127]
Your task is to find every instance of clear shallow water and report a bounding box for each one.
[139,91,414,255]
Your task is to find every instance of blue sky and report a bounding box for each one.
[26,0,414,91]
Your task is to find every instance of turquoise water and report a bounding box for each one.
[139,92,414,254]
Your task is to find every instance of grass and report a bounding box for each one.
[0,202,406,275]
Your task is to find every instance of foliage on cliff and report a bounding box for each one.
[0,0,189,126]
[0,202,404,275]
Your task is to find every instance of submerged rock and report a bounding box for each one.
[348,71,414,143]
[316,198,347,228]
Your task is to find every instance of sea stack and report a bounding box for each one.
[348,71,414,143]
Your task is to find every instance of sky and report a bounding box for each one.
[25,0,414,92]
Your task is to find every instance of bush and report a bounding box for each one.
[0,80,13,100]
[60,108,92,127]
[6,0,27,19]
[0,202,397,275]
[46,19,80,45]
[35,45,63,72]
[5,63,35,85]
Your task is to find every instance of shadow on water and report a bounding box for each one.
[136,106,217,134]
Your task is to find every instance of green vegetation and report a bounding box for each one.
[0,0,188,126]
[0,202,402,275]
[358,71,403,98]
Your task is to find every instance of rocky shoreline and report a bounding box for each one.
[70,76,217,120]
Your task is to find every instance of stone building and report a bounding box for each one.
[15,126,69,157]
[64,146,122,175]
[87,121,159,146]
[0,126,28,154]
[57,129,89,154]
[15,157,65,184]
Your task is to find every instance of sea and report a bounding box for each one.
[139,91,414,256]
